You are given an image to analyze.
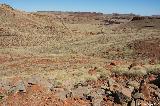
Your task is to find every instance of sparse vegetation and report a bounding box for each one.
[111,65,129,75]
[145,64,160,74]
[0,4,160,106]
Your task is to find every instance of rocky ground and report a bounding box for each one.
[0,72,160,105]
[0,4,160,106]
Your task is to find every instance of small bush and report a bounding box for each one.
[111,65,147,76]
[126,66,147,76]
[111,65,129,75]
[145,64,160,74]
[96,67,111,80]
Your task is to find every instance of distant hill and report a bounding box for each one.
[0,4,70,47]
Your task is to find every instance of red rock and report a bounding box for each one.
[109,61,120,67]
[139,80,150,100]
[148,74,156,82]
[105,100,113,106]
[0,88,6,94]
[140,100,148,106]
[88,67,97,75]
[121,88,132,99]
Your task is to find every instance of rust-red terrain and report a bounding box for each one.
[0,4,160,106]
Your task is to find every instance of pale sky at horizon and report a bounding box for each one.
[0,0,160,16]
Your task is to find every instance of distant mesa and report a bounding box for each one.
[37,11,104,16]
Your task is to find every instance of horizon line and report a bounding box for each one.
[1,3,160,16]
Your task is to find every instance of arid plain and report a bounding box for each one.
[0,4,160,106]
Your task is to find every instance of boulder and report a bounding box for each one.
[15,80,26,93]
[55,90,72,100]
[121,88,132,99]
[27,75,53,91]
[7,80,26,94]
[72,86,91,98]
[139,80,150,100]
[113,90,131,104]
[108,78,116,87]
[130,100,136,106]
[133,92,144,100]
[91,88,105,106]
[0,79,12,91]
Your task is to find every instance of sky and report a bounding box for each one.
[0,0,160,16]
